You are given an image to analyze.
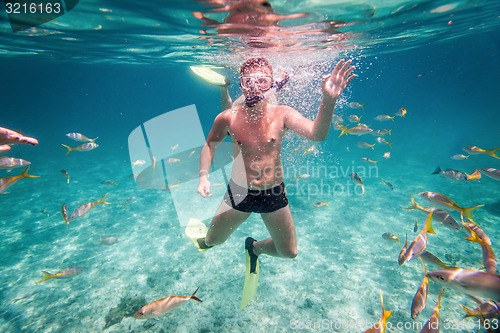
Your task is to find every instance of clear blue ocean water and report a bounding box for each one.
[1,1,499,332]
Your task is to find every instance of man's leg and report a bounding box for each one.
[254,205,297,259]
[204,200,251,247]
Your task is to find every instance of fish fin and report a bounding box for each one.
[436,289,444,309]
[420,257,428,275]
[380,290,392,321]
[485,147,500,159]
[97,193,110,205]
[458,304,473,319]
[432,166,443,175]
[90,137,98,143]
[361,185,365,195]
[35,271,54,284]
[370,145,374,150]
[20,166,39,179]
[387,142,393,149]
[190,285,203,303]
[61,144,73,155]
[405,193,419,210]
[424,213,436,234]
[461,205,484,223]
[464,229,482,244]
[338,126,349,137]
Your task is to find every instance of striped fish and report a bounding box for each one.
[418,191,483,223]
[66,133,98,143]
[66,193,110,222]
[0,156,30,170]
[61,142,99,155]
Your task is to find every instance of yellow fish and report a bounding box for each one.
[350,172,365,195]
[374,115,395,121]
[463,146,500,159]
[418,191,483,223]
[302,145,318,156]
[398,234,408,265]
[0,166,39,193]
[338,125,373,137]
[459,298,500,320]
[420,289,445,333]
[382,232,398,241]
[61,142,98,155]
[404,213,436,262]
[134,286,202,319]
[65,133,98,143]
[356,142,375,149]
[0,156,30,170]
[363,290,392,333]
[66,193,110,223]
[395,107,406,117]
[411,258,429,319]
[36,267,84,284]
[376,137,393,149]
[361,157,377,166]
[464,224,496,274]
[313,202,328,208]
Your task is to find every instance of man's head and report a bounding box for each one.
[240,58,274,96]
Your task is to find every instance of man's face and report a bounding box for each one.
[240,67,273,96]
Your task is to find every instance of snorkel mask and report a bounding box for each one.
[244,73,289,107]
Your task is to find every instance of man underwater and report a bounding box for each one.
[196,57,355,299]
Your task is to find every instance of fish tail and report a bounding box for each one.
[465,170,481,181]
[361,185,365,195]
[90,137,99,143]
[404,193,418,210]
[432,166,442,175]
[388,129,392,135]
[190,285,203,303]
[20,166,39,179]
[387,142,394,149]
[360,104,364,109]
[464,229,481,244]
[459,304,474,318]
[35,271,54,284]
[370,144,374,150]
[61,144,74,155]
[436,289,444,309]
[338,126,349,137]
[97,193,111,205]
[424,212,436,234]
[420,257,428,274]
[461,205,484,223]
[379,290,392,321]
[485,147,500,159]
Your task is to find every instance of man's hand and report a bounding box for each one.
[321,59,356,102]
[0,127,38,151]
[197,178,212,198]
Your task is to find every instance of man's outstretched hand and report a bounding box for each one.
[321,59,356,102]
[0,127,38,151]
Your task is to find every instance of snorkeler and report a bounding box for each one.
[195,57,355,307]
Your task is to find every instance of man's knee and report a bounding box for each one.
[280,247,298,259]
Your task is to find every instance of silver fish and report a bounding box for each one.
[426,268,500,301]
[432,167,467,181]
[479,168,500,181]
[67,193,110,222]
[0,156,31,169]
[66,133,97,143]
[100,236,120,245]
[404,213,435,262]
[349,172,365,195]
[420,289,444,333]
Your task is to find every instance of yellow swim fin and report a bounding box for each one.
[190,66,228,86]
[185,218,211,252]
[241,238,259,310]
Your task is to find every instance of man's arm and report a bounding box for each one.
[285,59,356,142]
[198,112,230,197]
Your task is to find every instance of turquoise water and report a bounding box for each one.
[1,1,500,332]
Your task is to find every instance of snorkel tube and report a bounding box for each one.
[245,73,289,107]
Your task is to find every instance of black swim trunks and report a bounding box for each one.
[223,179,288,213]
